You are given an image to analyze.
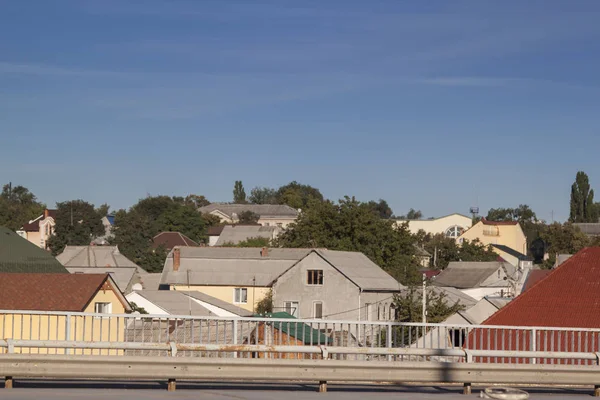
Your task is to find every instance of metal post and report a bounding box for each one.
[233,319,238,359]
[65,314,72,355]
[319,381,327,393]
[4,377,13,389]
[168,378,176,392]
[422,274,427,324]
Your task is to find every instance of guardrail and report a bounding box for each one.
[2,310,600,364]
[2,340,600,395]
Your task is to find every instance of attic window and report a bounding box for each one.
[307,270,323,285]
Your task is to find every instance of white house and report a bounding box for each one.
[394,213,473,238]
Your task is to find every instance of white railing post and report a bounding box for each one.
[233,319,238,359]
[531,329,537,365]
[65,314,72,355]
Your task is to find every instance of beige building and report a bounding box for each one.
[16,209,57,249]
[458,218,527,254]
[394,213,473,238]
[198,204,299,228]
[0,273,130,354]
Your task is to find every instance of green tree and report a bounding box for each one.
[233,181,247,204]
[184,194,210,208]
[112,196,214,272]
[0,183,46,231]
[539,222,590,269]
[401,208,423,220]
[237,210,260,224]
[248,187,278,204]
[47,200,106,255]
[367,199,394,219]
[276,197,418,285]
[276,181,324,210]
[255,289,273,314]
[416,233,497,269]
[570,171,598,223]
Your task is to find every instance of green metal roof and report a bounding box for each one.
[258,312,332,345]
[0,226,68,273]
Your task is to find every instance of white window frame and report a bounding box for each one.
[312,301,323,319]
[284,301,299,317]
[233,288,248,304]
[306,269,324,286]
[94,302,112,318]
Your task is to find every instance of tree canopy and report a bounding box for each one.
[47,200,106,255]
[0,183,45,231]
[400,208,423,220]
[415,232,498,269]
[248,187,278,204]
[276,196,419,284]
[539,222,593,268]
[233,181,247,204]
[569,171,598,223]
[238,210,260,224]
[248,181,324,210]
[367,199,394,219]
[112,196,215,272]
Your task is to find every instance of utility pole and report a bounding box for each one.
[422,273,427,324]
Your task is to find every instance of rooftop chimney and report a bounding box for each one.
[44,209,49,219]
[173,247,181,271]
[261,247,269,257]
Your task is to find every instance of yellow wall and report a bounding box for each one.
[171,285,270,313]
[395,214,473,236]
[26,231,42,248]
[0,288,126,355]
[458,221,527,254]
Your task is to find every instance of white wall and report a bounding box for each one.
[125,292,169,315]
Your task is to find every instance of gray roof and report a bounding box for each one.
[215,225,277,246]
[140,273,162,290]
[430,286,477,309]
[67,267,136,293]
[432,261,512,289]
[454,296,511,325]
[185,291,253,316]
[132,291,214,317]
[57,246,140,269]
[573,223,600,236]
[160,247,402,291]
[199,204,299,218]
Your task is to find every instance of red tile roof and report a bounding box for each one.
[481,247,600,328]
[481,218,519,226]
[521,269,551,293]
[153,231,199,250]
[0,273,109,311]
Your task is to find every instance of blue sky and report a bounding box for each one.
[2,0,600,221]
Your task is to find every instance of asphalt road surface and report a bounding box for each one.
[0,381,593,400]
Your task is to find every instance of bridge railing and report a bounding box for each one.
[2,310,599,364]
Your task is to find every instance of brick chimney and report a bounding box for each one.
[44,209,49,219]
[173,247,181,272]
[261,247,268,257]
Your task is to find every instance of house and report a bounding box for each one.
[0,273,130,354]
[413,244,432,267]
[457,218,527,255]
[16,208,57,249]
[198,204,299,228]
[159,247,403,321]
[125,290,252,317]
[573,223,600,237]
[91,215,115,245]
[215,225,278,246]
[153,231,199,250]
[491,244,533,269]
[468,247,600,358]
[248,312,332,359]
[56,245,150,293]
[394,213,473,238]
[0,226,68,273]
[207,226,225,247]
[432,261,518,300]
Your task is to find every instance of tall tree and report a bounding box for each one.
[276,181,324,210]
[570,171,598,223]
[233,181,247,204]
[249,187,278,204]
[402,208,423,220]
[0,183,45,231]
[112,196,215,272]
[416,232,498,269]
[367,199,394,219]
[539,222,590,269]
[183,194,210,208]
[47,200,106,255]
[276,197,418,284]
[237,210,260,224]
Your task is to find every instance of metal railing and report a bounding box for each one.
[2,310,600,364]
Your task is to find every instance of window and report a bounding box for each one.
[234,288,248,304]
[307,270,324,285]
[284,301,299,317]
[445,225,464,238]
[313,301,323,319]
[94,302,112,314]
[365,303,373,321]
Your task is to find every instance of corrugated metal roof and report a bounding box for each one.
[432,261,511,289]
[160,247,402,291]
[57,246,140,268]
[480,247,600,328]
[215,225,276,246]
[199,204,299,218]
[0,226,68,273]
